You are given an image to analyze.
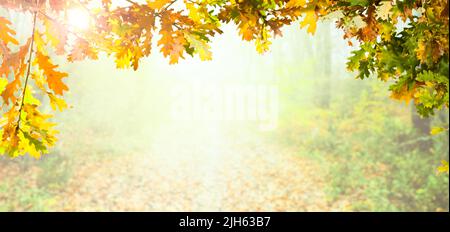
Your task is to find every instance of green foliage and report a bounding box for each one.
[276,75,449,211]
[0,152,73,211]
[36,155,73,190]
[342,0,449,117]
[0,178,56,211]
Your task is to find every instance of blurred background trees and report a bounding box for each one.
[0,1,448,212]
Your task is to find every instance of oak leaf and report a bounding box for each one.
[35,51,69,95]
[0,16,19,46]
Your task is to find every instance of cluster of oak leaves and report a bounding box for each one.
[0,0,449,159]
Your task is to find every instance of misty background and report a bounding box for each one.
[0,10,449,211]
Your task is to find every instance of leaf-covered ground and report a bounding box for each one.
[53,123,338,212]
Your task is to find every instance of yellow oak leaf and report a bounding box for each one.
[48,92,68,112]
[184,33,212,61]
[255,27,271,54]
[286,0,307,8]
[186,2,201,23]
[19,131,43,159]
[147,0,172,10]
[300,10,318,35]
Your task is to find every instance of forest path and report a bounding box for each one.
[60,122,330,211]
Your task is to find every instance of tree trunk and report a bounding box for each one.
[314,23,331,108]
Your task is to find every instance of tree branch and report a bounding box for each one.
[16,11,38,130]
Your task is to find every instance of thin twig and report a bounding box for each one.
[161,0,178,13]
[16,10,37,130]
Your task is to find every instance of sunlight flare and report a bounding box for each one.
[67,8,90,30]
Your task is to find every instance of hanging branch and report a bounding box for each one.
[16,10,38,131]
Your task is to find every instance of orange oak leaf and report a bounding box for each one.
[0,16,19,46]
[35,51,68,95]
[68,38,98,62]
